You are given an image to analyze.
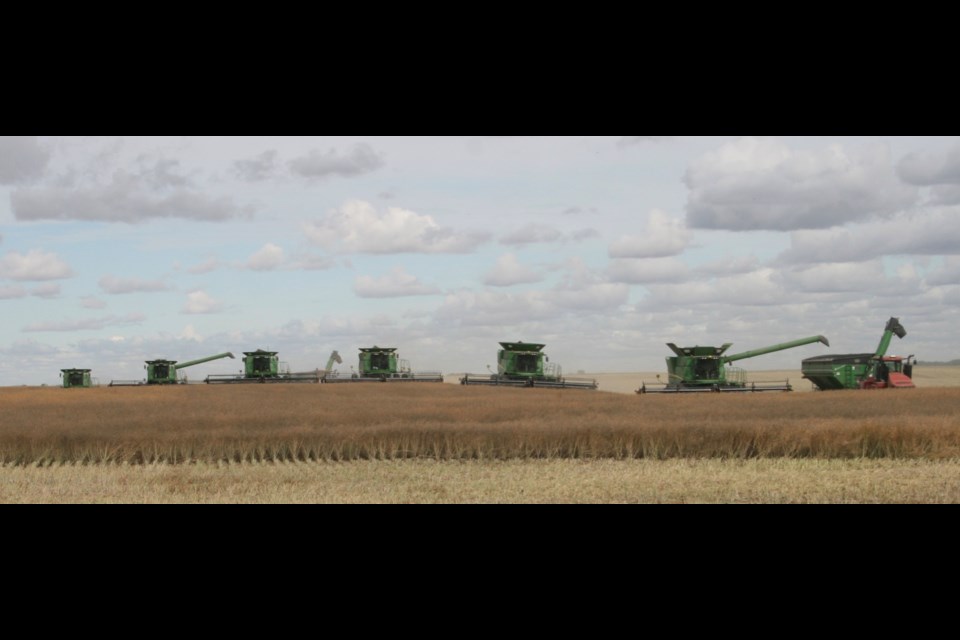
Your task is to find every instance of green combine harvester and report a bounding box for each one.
[109,352,235,386]
[801,317,915,390]
[460,341,598,389]
[60,368,93,388]
[322,346,443,383]
[205,349,321,384]
[637,334,830,393]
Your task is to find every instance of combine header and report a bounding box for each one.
[802,317,915,390]
[637,335,830,394]
[323,346,443,383]
[60,368,93,388]
[205,349,321,384]
[109,352,235,386]
[460,341,597,390]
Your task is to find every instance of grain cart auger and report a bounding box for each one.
[801,317,915,390]
[205,349,321,384]
[322,346,443,382]
[109,352,235,386]
[636,335,830,394]
[460,341,598,390]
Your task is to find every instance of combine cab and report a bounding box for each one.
[637,335,830,394]
[460,341,598,390]
[802,317,915,390]
[322,346,443,383]
[205,349,321,384]
[109,352,235,386]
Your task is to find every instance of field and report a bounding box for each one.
[2,366,960,503]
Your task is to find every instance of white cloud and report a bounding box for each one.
[80,296,107,309]
[23,313,146,332]
[182,290,225,314]
[0,136,50,184]
[0,250,73,281]
[354,266,441,298]
[608,209,692,258]
[99,275,170,294]
[684,137,918,230]
[288,143,384,179]
[11,158,250,223]
[233,150,279,181]
[499,224,564,246]
[483,254,543,287]
[607,257,690,284]
[0,285,26,299]
[30,283,61,298]
[304,200,490,254]
[777,209,960,264]
[187,257,220,274]
[247,243,285,271]
[897,144,960,185]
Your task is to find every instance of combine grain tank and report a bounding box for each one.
[637,335,829,394]
[109,352,235,386]
[801,317,915,390]
[460,341,597,389]
[323,346,443,383]
[60,368,92,388]
[205,349,321,384]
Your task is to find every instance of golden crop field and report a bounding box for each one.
[2,369,960,503]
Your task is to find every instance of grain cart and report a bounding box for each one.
[801,317,915,390]
[60,368,92,388]
[109,352,235,386]
[205,349,321,384]
[636,335,830,394]
[323,346,443,383]
[460,341,598,389]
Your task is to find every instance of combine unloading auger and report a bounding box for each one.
[322,346,443,383]
[460,341,598,390]
[109,352,235,386]
[801,317,915,390]
[637,335,829,394]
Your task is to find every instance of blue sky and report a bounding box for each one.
[1,136,958,386]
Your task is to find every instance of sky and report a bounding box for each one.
[1,135,958,386]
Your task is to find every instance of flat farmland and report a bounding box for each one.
[2,371,960,503]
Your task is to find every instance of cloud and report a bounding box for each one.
[607,257,690,284]
[0,136,50,184]
[617,137,671,147]
[80,296,107,309]
[99,275,170,294]
[288,143,384,180]
[927,257,960,286]
[247,243,285,271]
[354,266,441,298]
[11,158,250,223]
[499,224,599,246]
[777,210,960,264]
[304,200,490,254]
[484,254,544,286]
[187,257,220,274]
[499,224,564,246]
[0,250,73,281]
[608,209,692,258]
[684,137,918,230]
[897,144,960,185]
[233,150,279,181]
[30,283,61,298]
[0,285,26,299]
[182,290,225,314]
[23,312,146,332]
